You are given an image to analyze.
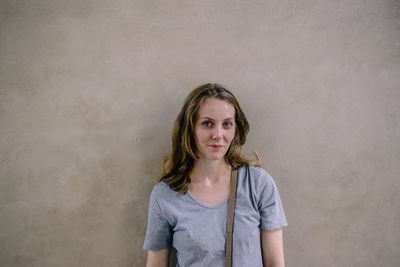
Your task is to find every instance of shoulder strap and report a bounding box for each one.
[225,169,238,267]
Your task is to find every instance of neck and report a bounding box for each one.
[190,159,231,183]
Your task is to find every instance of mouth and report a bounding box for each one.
[208,144,224,148]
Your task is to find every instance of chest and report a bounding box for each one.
[188,180,230,207]
[171,189,261,245]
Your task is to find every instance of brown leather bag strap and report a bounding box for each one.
[225,169,238,267]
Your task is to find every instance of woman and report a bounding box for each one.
[143,83,288,267]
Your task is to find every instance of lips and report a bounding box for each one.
[208,144,224,147]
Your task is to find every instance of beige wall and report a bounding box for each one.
[1,0,399,266]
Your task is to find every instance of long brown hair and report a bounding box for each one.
[160,83,260,193]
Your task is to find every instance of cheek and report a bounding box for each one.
[195,129,208,142]
[227,130,235,142]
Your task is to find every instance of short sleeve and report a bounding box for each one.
[143,184,173,250]
[257,169,288,230]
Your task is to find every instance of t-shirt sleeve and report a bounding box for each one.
[257,169,288,230]
[143,184,173,250]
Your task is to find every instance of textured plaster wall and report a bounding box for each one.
[1,0,399,266]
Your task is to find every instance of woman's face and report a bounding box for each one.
[194,98,236,162]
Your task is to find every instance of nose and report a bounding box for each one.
[211,125,222,140]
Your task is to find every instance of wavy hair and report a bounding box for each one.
[160,83,260,193]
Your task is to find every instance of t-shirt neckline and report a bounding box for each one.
[187,191,228,209]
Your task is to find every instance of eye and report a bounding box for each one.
[201,121,213,127]
[223,121,234,129]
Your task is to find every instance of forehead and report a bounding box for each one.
[197,98,235,119]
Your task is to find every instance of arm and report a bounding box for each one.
[261,228,285,267]
[143,184,173,266]
[146,249,170,267]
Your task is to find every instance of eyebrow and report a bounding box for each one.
[198,117,234,121]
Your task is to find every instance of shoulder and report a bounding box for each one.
[237,165,280,199]
[240,165,275,186]
[149,181,182,203]
[248,165,271,177]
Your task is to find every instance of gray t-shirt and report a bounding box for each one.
[143,165,288,267]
